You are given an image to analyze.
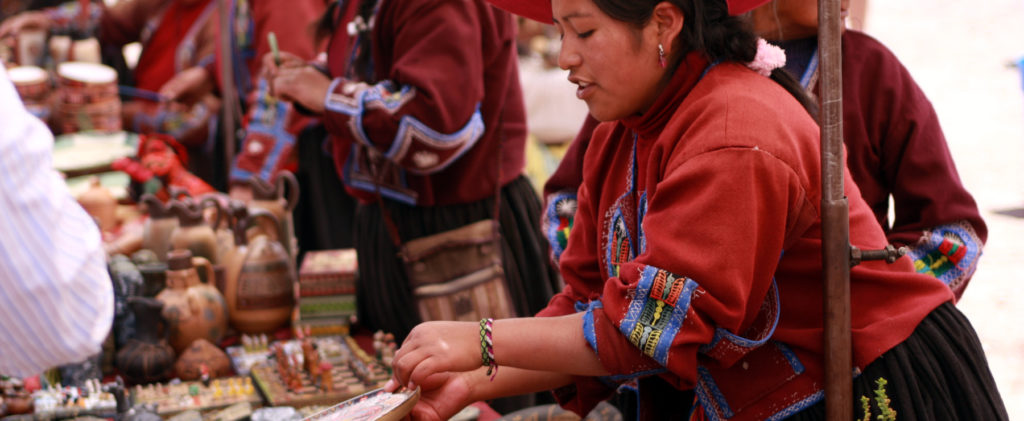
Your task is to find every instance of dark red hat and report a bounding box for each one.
[488,0,771,24]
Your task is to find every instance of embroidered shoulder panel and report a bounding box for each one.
[544,191,578,265]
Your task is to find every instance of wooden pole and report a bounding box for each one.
[818,0,852,419]
[218,0,237,185]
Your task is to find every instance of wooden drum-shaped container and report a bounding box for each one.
[55,61,121,134]
[7,66,51,121]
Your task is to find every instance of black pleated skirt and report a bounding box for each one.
[353,175,562,343]
[791,301,1008,420]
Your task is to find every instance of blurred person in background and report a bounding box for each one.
[0,0,223,186]
[750,0,987,300]
[0,68,114,378]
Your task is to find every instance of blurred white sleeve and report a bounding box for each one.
[0,69,114,377]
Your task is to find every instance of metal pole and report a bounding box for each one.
[818,0,852,419]
[218,0,237,185]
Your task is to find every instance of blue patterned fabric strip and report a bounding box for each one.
[619,265,699,367]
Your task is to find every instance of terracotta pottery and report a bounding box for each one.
[77,177,118,232]
[173,339,232,381]
[156,249,229,353]
[141,194,179,262]
[115,297,176,385]
[169,197,223,264]
[248,171,299,261]
[221,210,296,334]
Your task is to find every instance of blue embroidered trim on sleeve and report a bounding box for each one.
[582,301,601,356]
[698,280,780,356]
[637,191,648,254]
[385,105,485,175]
[619,265,698,367]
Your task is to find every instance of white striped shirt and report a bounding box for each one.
[0,69,114,377]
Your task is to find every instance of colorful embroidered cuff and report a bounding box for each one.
[619,265,700,367]
[45,1,103,33]
[906,221,983,298]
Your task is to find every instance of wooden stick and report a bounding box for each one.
[818,0,852,419]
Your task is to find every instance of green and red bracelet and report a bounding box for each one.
[479,318,498,380]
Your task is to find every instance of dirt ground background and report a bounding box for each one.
[862,1,1024,417]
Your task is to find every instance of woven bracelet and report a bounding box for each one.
[479,318,497,380]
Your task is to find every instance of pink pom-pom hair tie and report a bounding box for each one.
[747,38,787,77]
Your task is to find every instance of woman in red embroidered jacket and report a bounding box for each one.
[748,0,987,300]
[263,0,562,345]
[0,0,220,181]
[384,0,1007,420]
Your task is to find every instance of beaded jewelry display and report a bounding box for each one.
[479,318,497,380]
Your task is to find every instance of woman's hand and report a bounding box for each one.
[159,67,214,106]
[268,65,330,114]
[390,321,483,390]
[385,371,474,421]
[260,50,307,80]
[0,12,51,40]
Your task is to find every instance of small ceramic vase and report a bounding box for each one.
[247,171,299,262]
[169,197,223,264]
[77,177,118,232]
[115,297,176,385]
[156,249,228,353]
[140,194,179,262]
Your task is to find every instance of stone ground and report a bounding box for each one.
[864,1,1024,417]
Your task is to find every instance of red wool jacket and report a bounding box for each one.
[538,56,953,420]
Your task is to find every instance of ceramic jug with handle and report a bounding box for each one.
[248,171,299,262]
[221,210,296,334]
[156,249,228,353]
[168,197,223,264]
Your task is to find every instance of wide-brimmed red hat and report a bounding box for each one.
[488,0,771,24]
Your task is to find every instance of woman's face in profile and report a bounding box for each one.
[552,0,665,121]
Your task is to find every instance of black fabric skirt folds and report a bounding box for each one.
[792,301,1007,421]
[353,175,562,342]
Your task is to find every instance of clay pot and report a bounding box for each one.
[115,297,176,385]
[156,249,228,353]
[140,194,179,262]
[169,197,223,264]
[77,177,118,232]
[247,171,299,261]
[174,339,231,381]
[221,210,296,334]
